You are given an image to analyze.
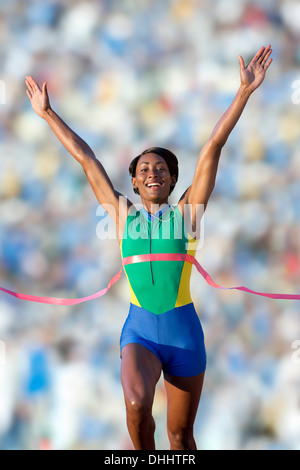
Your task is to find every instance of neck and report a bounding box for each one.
[141,198,169,215]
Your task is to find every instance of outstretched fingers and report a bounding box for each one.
[26,89,32,101]
[263,55,273,71]
[25,75,41,95]
[254,45,272,67]
[25,76,35,99]
[261,48,272,69]
[25,77,32,95]
[253,46,265,62]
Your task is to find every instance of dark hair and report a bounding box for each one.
[129,147,179,195]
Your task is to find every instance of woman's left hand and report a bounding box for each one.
[239,45,272,93]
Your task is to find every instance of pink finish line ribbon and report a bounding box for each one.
[1,253,300,305]
[123,253,300,300]
[0,269,122,305]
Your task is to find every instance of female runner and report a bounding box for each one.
[25,45,272,450]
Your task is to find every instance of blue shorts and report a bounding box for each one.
[120,303,206,377]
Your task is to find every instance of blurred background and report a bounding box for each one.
[0,0,300,450]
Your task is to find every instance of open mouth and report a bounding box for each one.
[146,182,163,189]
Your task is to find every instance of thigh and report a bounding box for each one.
[164,372,205,431]
[121,344,162,406]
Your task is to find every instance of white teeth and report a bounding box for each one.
[147,183,161,187]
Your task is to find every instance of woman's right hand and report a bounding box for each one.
[25,75,51,118]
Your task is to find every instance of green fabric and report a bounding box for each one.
[121,205,189,315]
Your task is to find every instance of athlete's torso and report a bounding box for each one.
[120,204,198,315]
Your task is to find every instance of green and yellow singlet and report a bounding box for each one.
[120,204,198,314]
[120,204,206,377]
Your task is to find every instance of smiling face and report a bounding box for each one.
[131,153,177,206]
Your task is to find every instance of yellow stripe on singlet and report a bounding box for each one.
[175,235,199,308]
[120,238,141,307]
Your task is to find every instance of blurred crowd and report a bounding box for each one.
[0,0,300,450]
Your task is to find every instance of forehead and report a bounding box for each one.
[137,153,167,166]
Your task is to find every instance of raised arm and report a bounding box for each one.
[25,76,131,235]
[179,45,273,217]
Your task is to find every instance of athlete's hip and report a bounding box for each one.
[120,302,205,351]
